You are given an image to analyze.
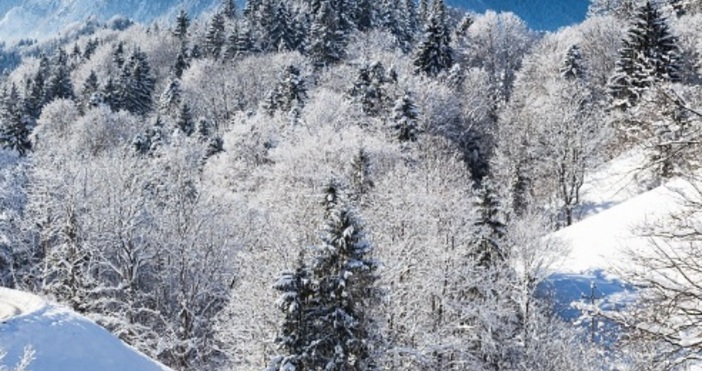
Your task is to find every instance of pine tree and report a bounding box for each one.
[24,55,50,119]
[118,48,155,115]
[560,44,586,80]
[159,76,182,117]
[472,179,507,268]
[308,0,348,67]
[264,65,307,115]
[348,62,393,117]
[113,41,126,69]
[267,2,298,52]
[608,1,680,109]
[204,12,227,59]
[81,70,99,111]
[173,43,190,78]
[44,48,75,103]
[269,179,380,370]
[350,148,375,200]
[177,102,195,136]
[379,0,412,52]
[222,0,237,20]
[0,84,32,156]
[83,38,99,60]
[413,0,453,76]
[267,252,314,371]
[392,92,420,142]
[102,77,119,111]
[174,9,191,41]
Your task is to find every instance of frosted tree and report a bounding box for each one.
[44,48,75,103]
[391,92,420,142]
[349,148,375,202]
[308,0,348,67]
[263,65,307,115]
[471,178,507,268]
[0,85,32,156]
[24,55,50,119]
[117,47,155,116]
[560,44,586,80]
[347,61,394,117]
[413,0,453,76]
[204,12,227,59]
[159,77,182,117]
[221,0,237,20]
[608,1,681,109]
[176,102,195,136]
[268,179,381,370]
[174,9,190,41]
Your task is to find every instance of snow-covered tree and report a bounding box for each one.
[608,1,681,109]
[391,92,420,142]
[413,0,453,76]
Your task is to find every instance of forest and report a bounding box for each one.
[1,0,702,370]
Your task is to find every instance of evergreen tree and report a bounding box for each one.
[177,102,195,136]
[113,41,126,69]
[174,9,191,41]
[348,62,393,117]
[608,1,681,109]
[118,48,155,115]
[352,0,376,31]
[264,65,307,115]
[413,0,453,76]
[472,179,507,268]
[44,48,75,103]
[24,55,50,119]
[102,77,119,111]
[133,116,164,156]
[380,0,412,52]
[159,76,182,117]
[269,179,380,370]
[83,38,99,60]
[392,92,420,142]
[267,252,314,371]
[308,0,348,67]
[0,84,32,156]
[204,12,227,59]
[81,70,100,111]
[267,2,298,52]
[222,0,237,20]
[350,148,374,200]
[173,43,190,78]
[418,0,430,22]
[560,44,586,80]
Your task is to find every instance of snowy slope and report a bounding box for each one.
[0,287,171,371]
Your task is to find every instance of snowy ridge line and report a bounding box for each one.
[0,287,45,321]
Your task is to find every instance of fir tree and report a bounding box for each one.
[83,38,99,60]
[560,44,586,80]
[0,84,32,156]
[159,77,182,117]
[392,92,420,142]
[177,102,195,136]
[113,41,126,69]
[174,9,191,41]
[348,62,393,117]
[173,43,190,78]
[81,70,99,111]
[24,55,50,119]
[221,0,237,20]
[118,48,155,115]
[350,148,375,200]
[472,179,507,268]
[204,12,227,59]
[267,2,298,52]
[308,0,348,67]
[608,1,681,109]
[264,65,307,115]
[269,179,380,370]
[413,0,453,76]
[44,48,75,103]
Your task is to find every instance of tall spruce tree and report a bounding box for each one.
[560,44,586,80]
[608,1,681,109]
[413,0,453,76]
[0,84,32,156]
[118,47,155,115]
[348,62,394,117]
[268,179,380,370]
[174,9,191,41]
[177,102,195,136]
[264,65,307,115]
[222,0,237,20]
[308,0,348,67]
[204,12,227,59]
[44,48,75,103]
[472,179,507,268]
[392,92,420,142]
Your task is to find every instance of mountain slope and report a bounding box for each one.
[0,288,171,371]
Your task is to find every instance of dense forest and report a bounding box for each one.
[0,0,702,369]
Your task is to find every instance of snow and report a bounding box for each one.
[0,287,171,371]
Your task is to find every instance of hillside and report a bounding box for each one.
[0,288,171,371]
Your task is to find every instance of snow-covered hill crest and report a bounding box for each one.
[0,288,171,371]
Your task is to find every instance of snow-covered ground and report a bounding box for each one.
[543,149,697,325]
[0,288,171,371]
